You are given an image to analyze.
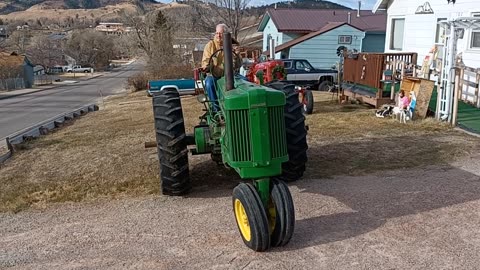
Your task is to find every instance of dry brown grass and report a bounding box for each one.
[304,92,479,177]
[0,90,479,213]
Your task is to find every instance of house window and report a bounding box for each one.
[338,35,352,44]
[435,18,447,44]
[390,18,405,50]
[470,13,480,49]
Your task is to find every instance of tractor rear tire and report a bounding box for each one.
[303,90,314,115]
[152,87,191,196]
[265,82,308,182]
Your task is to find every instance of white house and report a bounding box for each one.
[373,0,480,68]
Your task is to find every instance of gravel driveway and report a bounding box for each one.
[2,153,480,270]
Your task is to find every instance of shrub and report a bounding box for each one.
[148,63,194,80]
[127,72,149,92]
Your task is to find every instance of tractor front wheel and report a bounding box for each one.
[233,183,270,251]
[268,179,295,247]
[152,87,191,196]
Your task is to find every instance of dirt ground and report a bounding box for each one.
[1,91,480,269]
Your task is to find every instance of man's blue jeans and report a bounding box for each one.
[204,74,248,112]
[205,75,220,112]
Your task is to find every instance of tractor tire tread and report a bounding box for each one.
[153,87,191,196]
[265,81,308,182]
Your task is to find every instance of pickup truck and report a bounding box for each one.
[281,59,338,91]
[147,78,203,97]
[66,65,93,73]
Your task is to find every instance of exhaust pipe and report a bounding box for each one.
[223,32,234,91]
[269,38,275,60]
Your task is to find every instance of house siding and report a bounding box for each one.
[362,32,386,52]
[262,18,283,59]
[23,63,34,88]
[288,25,365,69]
[383,0,480,67]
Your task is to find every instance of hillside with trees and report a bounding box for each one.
[0,0,157,15]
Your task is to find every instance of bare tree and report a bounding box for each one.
[66,29,117,69]
[113,34,138,59]
[120,8,176,63]
[120,8,156,59]
[0,54,23,80]
[189,0,253,40]
[6,29,32,54]
[26,35,65,68]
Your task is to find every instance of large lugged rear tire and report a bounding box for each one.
[265,82,308,182]
[152,87,191,196]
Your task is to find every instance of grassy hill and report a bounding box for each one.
[0,0,157,15]
[1,0,350,15]
[248,0,349,15]
[0,0,351,37]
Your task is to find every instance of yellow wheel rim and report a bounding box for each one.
[234,199,251,241]
[268,199,276,234]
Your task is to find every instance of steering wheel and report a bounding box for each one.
[206,48,242,78]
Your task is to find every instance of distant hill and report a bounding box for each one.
[247,0,350,15]
[0,0,157,15]
[0,0,351,37]
[1,0,350,16]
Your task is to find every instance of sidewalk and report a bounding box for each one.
[0,73,104,100]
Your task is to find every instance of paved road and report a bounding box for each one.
[0,61,143,141]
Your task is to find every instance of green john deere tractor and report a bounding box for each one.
[152,32,308,251]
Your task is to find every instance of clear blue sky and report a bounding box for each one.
[155,0,377,9]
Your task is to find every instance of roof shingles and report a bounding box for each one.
[266,8,387,33]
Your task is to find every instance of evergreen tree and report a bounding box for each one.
[151,10,175,64]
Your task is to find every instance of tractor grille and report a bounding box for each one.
[268,106,287,159]
[228,109,252,162]
[228,106,286,162]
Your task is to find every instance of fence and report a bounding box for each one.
[343,52,418,89]
[34,74,53,86]
[452,66,480,125]
[0,78,25,91]
[0,104,99,165]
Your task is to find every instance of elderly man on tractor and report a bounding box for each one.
[201,23,243,111]
[201,23,227,112]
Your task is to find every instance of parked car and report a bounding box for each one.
[281,59,338,91]
[47,66,64,74]
[66,65,93,73]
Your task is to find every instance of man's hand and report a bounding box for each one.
[200,65,211,73]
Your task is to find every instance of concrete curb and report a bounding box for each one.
[0,103,99,165]
[0,85,59,100]
[0,73,105,101]
[454,127,480,138]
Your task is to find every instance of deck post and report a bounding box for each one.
[390,60,397,100]
[475,72,480,108]
[452,68,460,126]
